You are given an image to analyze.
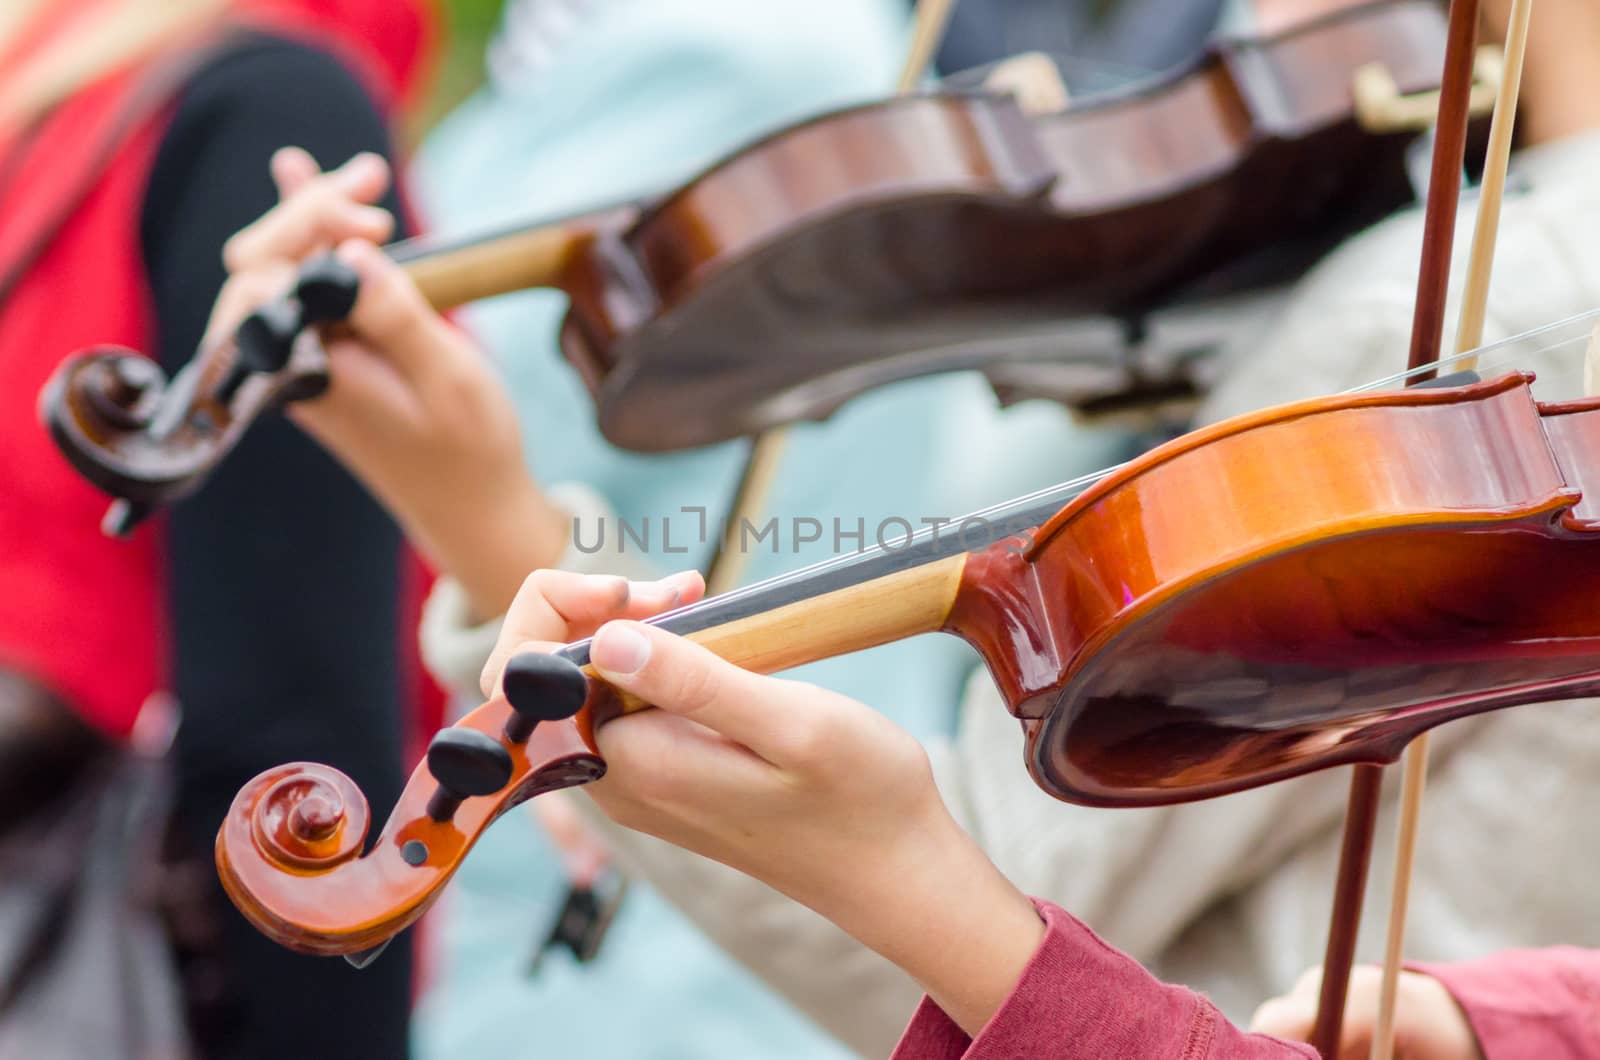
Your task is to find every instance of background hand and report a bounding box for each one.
[214,149,568,617]
[1251,964,1484,1060]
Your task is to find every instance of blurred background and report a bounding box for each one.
[417,0,502,130]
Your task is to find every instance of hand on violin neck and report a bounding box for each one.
[485,572,1043,1036]
[294,240,566,617]
[211,149,570,617]
[219,148,393,274]
[1251,964,1483,1060]
[479,568,707,699]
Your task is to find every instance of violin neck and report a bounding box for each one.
[580,553,969,716]
[554,476,1082,713]
[680,552,966,673]
[388,203,636,311]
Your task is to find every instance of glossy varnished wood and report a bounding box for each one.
[582,554,969,729]
[217,700,602,955]
[948,375,1600,805]
[559,0,1463,449]
[42,334,329,506]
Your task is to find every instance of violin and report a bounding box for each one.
[215,366,1600,960]
[44,0,1489,533]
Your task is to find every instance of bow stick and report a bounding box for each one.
[704,0,958,594]
[1366,4,1534,1057]
[1307,0,1486,1054]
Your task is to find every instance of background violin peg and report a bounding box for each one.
[294,254,361,324]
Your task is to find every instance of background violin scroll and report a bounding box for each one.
[40,255,360,536]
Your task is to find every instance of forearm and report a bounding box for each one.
[420,482,664,697]
[404,472,570,622]
[807,813,1045,1037]
[567,795,919,1057]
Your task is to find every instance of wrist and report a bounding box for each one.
[811,803,1045,1036]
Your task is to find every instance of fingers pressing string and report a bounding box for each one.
[589,620,833,766]
[222,151,393,272]
[479,571,705,699]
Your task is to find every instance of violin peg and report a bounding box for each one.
[501,653,589,743]
[294,255,361,324]
[234,301,303,376]
[216,299,303,403]
[424,728,513,822]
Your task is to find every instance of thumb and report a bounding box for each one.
[590,621,808,763]
[287,338,423,474]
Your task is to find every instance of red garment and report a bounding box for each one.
[894,900,1600,1059]
[893,900,1315,1059]
[1417,948,1600,1059]
[0,0,433,737]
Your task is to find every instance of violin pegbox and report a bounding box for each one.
[502,651,590,740]
[216,669,605,961]
[217,253,360,401]
[39,254,363,537]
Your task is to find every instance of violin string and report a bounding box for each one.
[634,302,1600,626]
[1354,303,1600,390]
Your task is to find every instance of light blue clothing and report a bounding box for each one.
[413,2,1125,1056]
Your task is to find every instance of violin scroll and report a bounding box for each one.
[39,255,360,535]
[216,684,604,960]
[248,765,368,870]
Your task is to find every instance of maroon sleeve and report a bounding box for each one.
[1412,948,1600,1059]
[892,900,1319,1060]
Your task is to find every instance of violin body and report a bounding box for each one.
[954,372,1600,804]
[217,372,1600,955]
[562,0,1462,449]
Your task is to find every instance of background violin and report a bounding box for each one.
[43,0,1490,533]
[215,367,1600,962]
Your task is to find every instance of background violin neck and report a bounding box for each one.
[395,205,632,310]
[402,222,590,310]
[600,553,968,717]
